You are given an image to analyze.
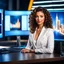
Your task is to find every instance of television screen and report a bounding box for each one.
[49,9,64,41]
[5,11,31,36]
[5,10,64,41]
[0,9,3,38]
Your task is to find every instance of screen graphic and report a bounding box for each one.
[5,11,31,36]
[10,16,21,30]
[49,10,64,41]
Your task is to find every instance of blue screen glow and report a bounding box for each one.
[49,9,64,41]
[0,9,3,38]
[5,10,64,41]
[5,11,31,36]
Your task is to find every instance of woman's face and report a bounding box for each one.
[35,11,45,26]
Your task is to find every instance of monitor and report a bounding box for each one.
[4,11,31,36]
[0,9,3,38]
[4,10,64,41]
[49,9,64,41]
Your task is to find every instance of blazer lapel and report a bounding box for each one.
[37,27,47,41]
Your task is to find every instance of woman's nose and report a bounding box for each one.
[38,17,41,20]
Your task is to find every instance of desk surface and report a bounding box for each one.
[0,52,64,64]
[0,40,64,64]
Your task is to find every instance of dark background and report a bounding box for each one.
[0,0,64,10]
[0,0,30,10]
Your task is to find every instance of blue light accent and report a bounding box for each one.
[5,11,31,15]
[48,9,64,12]
[0,9,3,38]
[5,31,30,36]
[0,9,3,13]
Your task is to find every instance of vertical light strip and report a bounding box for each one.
[28,0,34,10]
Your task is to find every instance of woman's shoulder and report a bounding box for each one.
[47,28,54,31]
[44,27,53,31]
[44,27,54,33]
[46,28,54,35]
[29,31,34,36]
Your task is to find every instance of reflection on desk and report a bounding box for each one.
[0,52,64,64]
[0,46,10,49]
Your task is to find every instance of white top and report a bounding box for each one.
[25,27,54,53]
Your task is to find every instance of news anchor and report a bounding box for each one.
[21,7,54,54]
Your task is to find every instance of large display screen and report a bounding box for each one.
[0,9,3,38]
[49,9,64,41]
[5,10,64,41]
[5,11,31,36]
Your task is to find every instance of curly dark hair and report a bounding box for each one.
[29,7,53,33]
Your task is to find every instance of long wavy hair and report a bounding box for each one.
[29,7,53,33]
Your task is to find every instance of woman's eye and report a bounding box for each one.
[40,16,43,18]
[35,15,43,19]
[35,16,38,18]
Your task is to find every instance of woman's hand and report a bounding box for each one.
[21,49,30,53]
[21,49,35,53]
[30,49,35,53]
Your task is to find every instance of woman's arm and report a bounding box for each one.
[21,33,33,53]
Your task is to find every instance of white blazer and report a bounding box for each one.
[25,27,54,53]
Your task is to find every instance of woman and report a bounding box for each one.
[21,7,54,53]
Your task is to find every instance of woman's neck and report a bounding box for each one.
[37,24,43,29]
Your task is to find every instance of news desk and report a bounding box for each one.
[0,52,64,64]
